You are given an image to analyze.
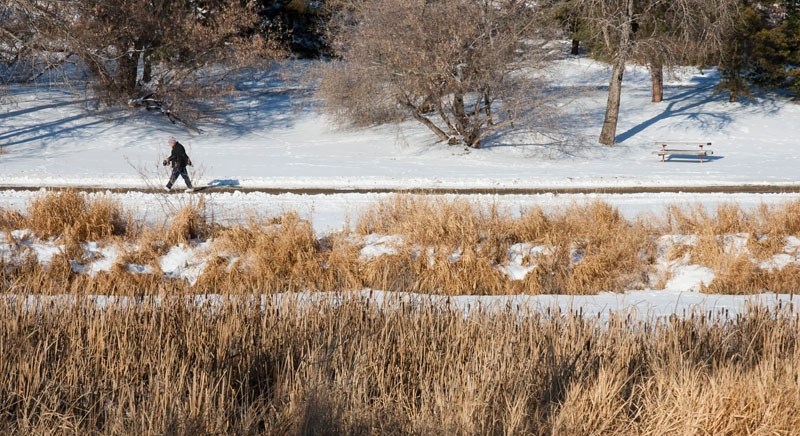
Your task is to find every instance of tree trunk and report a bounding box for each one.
[571,39,580,55]
[650,61,663,103]
[404,102,450,143]
[465,130,481,148]
[141,45,153,84]
[599,0,634,146]
[451,91,480,146]
[484,92,493,126]
[599,60,625,145]
[117,47,138,95]
[452,92,469,135]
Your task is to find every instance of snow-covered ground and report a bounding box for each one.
[2,59,800,190]
[2,57,800,317]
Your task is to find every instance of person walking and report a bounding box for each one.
[163,136,194,192]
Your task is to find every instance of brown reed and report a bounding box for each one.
[1,299,799,434]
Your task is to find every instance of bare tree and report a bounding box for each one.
[572,0,739,145]
[2,0,284,125]
[0,4,25,81]
[319,0,554,149]
[0,0,71,83]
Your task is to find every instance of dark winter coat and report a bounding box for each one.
[165,142,192,168]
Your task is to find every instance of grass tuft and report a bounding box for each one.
[25,190,128,241]
[164,197,212,245]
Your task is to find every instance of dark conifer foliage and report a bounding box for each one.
[257,0,328,58]
[718,1,800,100]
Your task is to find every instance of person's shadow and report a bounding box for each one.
[208,179,240,187]
[193,179,240,191]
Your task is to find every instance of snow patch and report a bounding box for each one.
[69,242,121,276]
[159,240,213,285]
[665,264,715,292]
[359,234,404,261]
[496,243,555,281]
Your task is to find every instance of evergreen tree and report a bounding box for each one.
[258,0,327,58]
[718,1,800,100]
[784,0,800,94]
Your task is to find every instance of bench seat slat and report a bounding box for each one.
[655,141,712,146]
[653,149,714,154]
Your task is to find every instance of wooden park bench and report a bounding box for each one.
[654,141,714,162]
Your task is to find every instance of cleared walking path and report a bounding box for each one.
[4,184,800,195]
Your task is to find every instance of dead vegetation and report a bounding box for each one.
[25,189,129,241]
[1,299,799,434]
[2,191,800,296]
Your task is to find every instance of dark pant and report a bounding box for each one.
[167,166,192,189]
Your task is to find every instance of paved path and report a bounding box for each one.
[3,184,800,195]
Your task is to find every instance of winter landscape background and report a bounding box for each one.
[4,0,800,429]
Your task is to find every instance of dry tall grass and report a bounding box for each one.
[3,192,800,296]
[1,299,799,434]
[25,189,129,241]
[356,197,655,295]
[0,209,24,231]
[662,200,800,294]
[164,196,213,245]
[198,212,326,293]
